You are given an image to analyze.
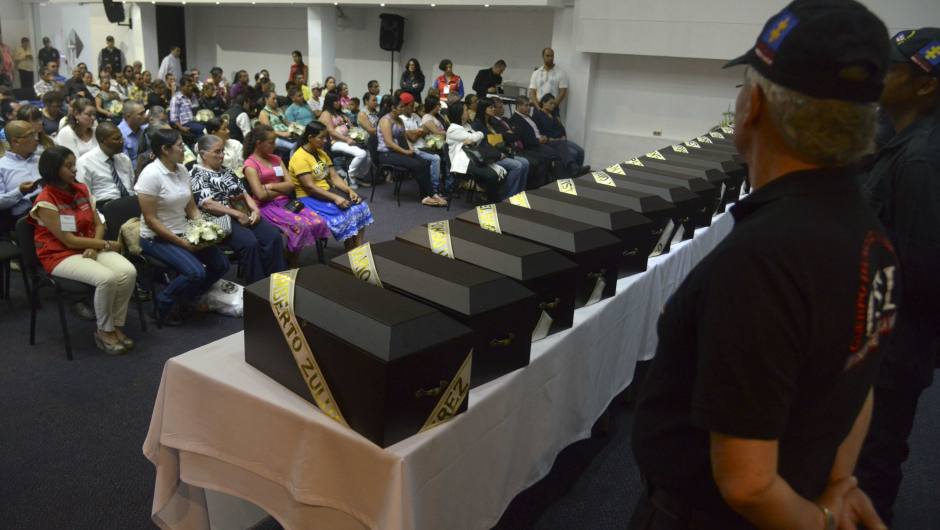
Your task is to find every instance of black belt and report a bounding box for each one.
[644,478,735,530]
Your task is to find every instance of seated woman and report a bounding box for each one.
[17,104,56,156]
[337,82,352,115]
[41,92,65,136]
[147,80,169,111]
[533,93,586,169]
[307,82,324,118]
[135,128,230,326]
[198,82,226,117]
[465,94,479,122]
[446,101,507,202]
[357,92,380,136]
[243,125,331,268]
[472,99,531,194]
[318,90,369,190]
[83,71,101,98]
[288,121,373,251]
[202,118,245,176]
[258,90,296,152]
[56,98,99,159]
[377,94,443,207]
[436,59,465,100]
[95,78,122,123]
[29,146,138,354]
[420,95,452,189]
[191,135,287,284]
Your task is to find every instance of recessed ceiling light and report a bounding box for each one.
[380,2,385,5]
[430,3,435,5]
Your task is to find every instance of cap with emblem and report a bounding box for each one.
[890,28,940,79]
[724,0,890,103]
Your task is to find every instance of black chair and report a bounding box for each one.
[15,217,147,360]
[0,240,29,300]
[101,196,171,329]
[366,134,411,206]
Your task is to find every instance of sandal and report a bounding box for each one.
[95,331,128,355]
[422,197,443,207]
[433,194,448,206]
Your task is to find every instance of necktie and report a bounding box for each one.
[107,158,129,198]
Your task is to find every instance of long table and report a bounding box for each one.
[144,212,735,530]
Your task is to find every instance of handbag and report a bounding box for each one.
[476,141,503,164]
[463,144,486,165]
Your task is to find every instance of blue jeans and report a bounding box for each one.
[415,149,443,192]
[182,121,205,138]
[139,237,231,315]
[566,140,585,167]
[496,156,527,200]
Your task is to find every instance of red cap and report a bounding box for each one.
[399,93,415,105]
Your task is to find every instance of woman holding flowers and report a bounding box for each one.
[243,125,331,268]
[258,90,296,152]
[192,135,286,284]
[289,121,373,251]
[318,90,369,190]
[136,128,230,326]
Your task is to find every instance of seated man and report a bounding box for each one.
[0,121,43,221]
[118,100,148,161]
[285,87,316,127]
[76,122,136,209]
[509,96,587,178]
[47,61,67,84]
[168,76,204,140]
[491,98,551,189]
[0,99,20,143]
[63,67,91,101]
[33,66,59,97]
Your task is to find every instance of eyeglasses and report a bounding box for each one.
[172,143,185,151]
[15,132,39,140]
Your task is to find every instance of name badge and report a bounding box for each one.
[60,214,77,232]
[273,165,284,177]
[443,85,450,95]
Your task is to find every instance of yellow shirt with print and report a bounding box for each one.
[289,147,332,198]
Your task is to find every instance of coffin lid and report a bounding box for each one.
[599,173,703,203]
[331,240,534,316]
[396,222,577,281]
[244,264,472,362]
[544,180,676,214]
[522,188,653,231]
[614,166,715,194]
[456,202,622,254]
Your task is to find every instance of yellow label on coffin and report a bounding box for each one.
[508,192,531,209]
[419,350,473,432]
[269,270,350,428]
[648,219,675,258]
[721,126,734,134]
[685,140,701,148]
[348,242,383,288]
[557,179,577,195]
[593,172,616,186]
[607,163,627,174]
[697,136,713,143]
[476,204,502,233]
[624,158,644,167]
[646,151,666,160]
[709,132,724,139]
[672,145,689,154]
[427,221,455,259]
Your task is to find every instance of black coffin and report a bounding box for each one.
[330,241,537,388]
[602,166,714,236]
[244,265,474,448]
[396,222,578,339]
[638,151,737,213]
[584,172,703,240]
[513,188,656,276]
[456,203,621,308]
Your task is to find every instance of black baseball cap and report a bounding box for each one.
[890,28,940,78]
[724,0,890,103]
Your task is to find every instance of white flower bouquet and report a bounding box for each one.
[108,100,124,115]
[287,122,305,137]
[424,134,445,151]
[348,127,368,145]
[184,218,226,247]
[195,109,216,123]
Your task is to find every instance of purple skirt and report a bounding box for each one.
[257,196,331,253]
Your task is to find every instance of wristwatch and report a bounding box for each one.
[103,241,111,251]
[815,502,835,530]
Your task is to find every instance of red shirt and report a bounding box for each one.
[289,64,307,84]
[28,183,97,272]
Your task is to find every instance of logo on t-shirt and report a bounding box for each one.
[845,232,898,371]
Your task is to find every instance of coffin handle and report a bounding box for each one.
[416,381,449,398]
[698,207,709,213]
[588,269,607,279]
[651,228,664,235]
[490,333,515,347]
[539,298,561,310]
[679,217,690,223]
[623,248,639,256]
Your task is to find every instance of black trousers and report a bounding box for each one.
[462,163,502,201]
[19,70,34,89]
[628,487,737,530]
[855,385,925,525]
[518,150,551,189]
[378,151,433,197]
[225,219,288,284]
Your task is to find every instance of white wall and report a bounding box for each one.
[88,3,135,72]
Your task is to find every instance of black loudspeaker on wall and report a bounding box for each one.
[103,0,126,23]
[379,14,404,52]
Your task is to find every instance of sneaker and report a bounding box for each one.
[70,300,97,321]
[354,177,372,188]
[347,176,359,190]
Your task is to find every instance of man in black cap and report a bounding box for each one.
[855,27,940,526]
[629,1,898,529]
[98,36,125,74]
[37,37,59,70]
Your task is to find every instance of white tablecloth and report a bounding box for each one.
[144,212,735,530]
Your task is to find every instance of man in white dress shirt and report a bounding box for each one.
[76,122,136,210]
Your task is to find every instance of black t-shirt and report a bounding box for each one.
[861,108,940,390]
[632,167,900,528]
[37,47,60,69]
